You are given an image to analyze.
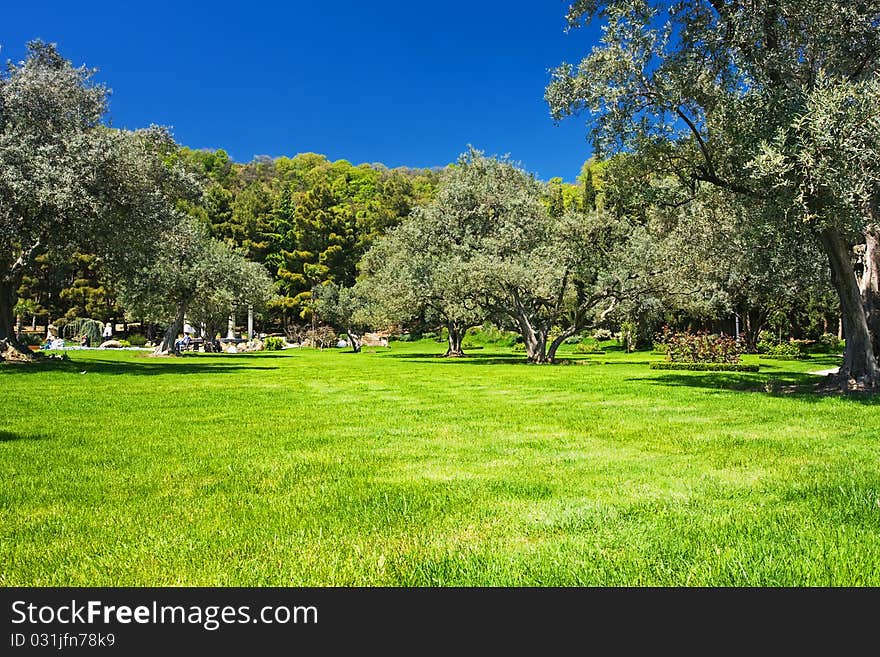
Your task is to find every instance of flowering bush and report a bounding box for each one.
[655,327,743,364]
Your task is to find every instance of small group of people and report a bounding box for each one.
[43,320,114,350]
[173,333,192,355]
[173,331,224,355]
[204,335,223,353]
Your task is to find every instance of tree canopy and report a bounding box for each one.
[546,0,880,387]
[0,41,198,347]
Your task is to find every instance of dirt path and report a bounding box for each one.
[810,367,840,376]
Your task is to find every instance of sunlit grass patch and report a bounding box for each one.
[2,340,877,585]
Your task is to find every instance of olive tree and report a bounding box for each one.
[359,206,484,357]
[546,0,880,388]
[0,41,196,353]
[186,251,274,347]
[369,149,657,363]
[117,218,273,354]
[312,280,380,353]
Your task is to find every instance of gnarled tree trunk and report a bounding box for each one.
[346,329,363,353]
[203,320,218,351]
[506,293,551,363]
[156,303,187,355]
[0,277,17,345]
[515,316,550,363]
[821,227,880,389]
[742,306,770,353]
[860,223,880,360]
[524,333,549,363]
[0,273,33,360]
[547,326,579,363]
[444,322,465,357]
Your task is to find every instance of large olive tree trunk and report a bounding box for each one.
[514,314,550,363]
[0,277,17,345]
[346,329,363,353]
[821,227,880,388]
[444,322,465,357]
[156,303,188,355]
[523,332,549,363]
[547,326,580,363]
[0,271,34,361]
[860,223,880,360]
[504,293,551,363]
[742,307,771,353]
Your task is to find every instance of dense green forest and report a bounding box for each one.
[9,142,839,353]
[11,147,441,339]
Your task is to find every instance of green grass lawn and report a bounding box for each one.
[2,340,878,586]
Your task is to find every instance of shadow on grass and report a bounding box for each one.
[633,370,880,404]
[384,351,531,366]
[384,351,656,367]
[0,356,280,376]
[0,430,47,442]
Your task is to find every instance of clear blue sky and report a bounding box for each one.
[2,1,601,182]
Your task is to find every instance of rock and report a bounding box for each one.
[362,331,392,347]
[0,339,33,362]
[99,340,123,349]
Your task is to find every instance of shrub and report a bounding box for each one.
[126,334,147,346]
[464,324,519,347]
[116,339,131,348]
[759,342,806,359]
[814,333,845,353]
[758,350,811,361]
[755,331,812,356]
[305,325,337,349]
[460,340,484,350]
[592,328,614,341]
[756,329,777,344]
[655,327,743,364]
[574,337,604,354]
[263,336,285,351]
[62,318,103,347]
[17,332,44,346]
[650,362,759,372]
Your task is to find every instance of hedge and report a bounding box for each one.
[650,362,760,372]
